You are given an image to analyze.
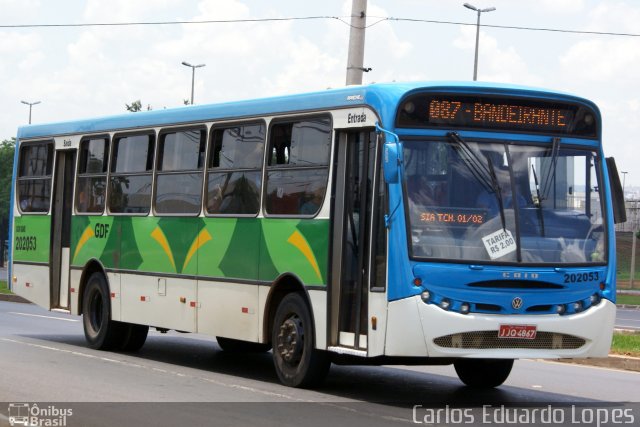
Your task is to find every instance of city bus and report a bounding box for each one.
[9,82,626,388]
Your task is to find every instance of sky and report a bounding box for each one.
[1,0,639,188]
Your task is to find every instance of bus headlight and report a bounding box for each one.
[440,299,451,310]
[420,290,431,303]
[590,293,601,306]
[460,303,470,314]
[572,301,583,313]
[556,304,566,315]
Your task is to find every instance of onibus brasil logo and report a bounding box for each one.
[8,403,72,426]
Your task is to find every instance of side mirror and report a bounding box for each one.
[376,122,401,184]
[383,141,400,183]
[606,157,626,224]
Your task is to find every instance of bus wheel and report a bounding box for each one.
[272,293,330,388]
[454,359,514,388]
[120,324,149,352]
[216,337,271,353]
[82,272,125,350]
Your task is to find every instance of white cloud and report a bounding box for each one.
[538,0,585,14]
[453,26,543,86]
[0,32,41,53]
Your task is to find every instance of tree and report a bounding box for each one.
[0,138,16,267]
[125,100,153,112]
[125,100,142,112]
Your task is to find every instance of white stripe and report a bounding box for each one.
[8,311,79,322]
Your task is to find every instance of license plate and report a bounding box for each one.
[498,324,537,340]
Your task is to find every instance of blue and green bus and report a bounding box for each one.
[9,81,625,388]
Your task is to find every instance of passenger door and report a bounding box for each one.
[50,149,76,309]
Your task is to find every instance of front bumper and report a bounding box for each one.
[384,295,615,359]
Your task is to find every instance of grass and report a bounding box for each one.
[617,294,640,306]
[0,280,12,295]
[616,232,639,285]
[611,331,640,357]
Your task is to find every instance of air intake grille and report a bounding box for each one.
[433,331,585,350]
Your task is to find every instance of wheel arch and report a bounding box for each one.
[262,273,318,346]
[77,258,109,315]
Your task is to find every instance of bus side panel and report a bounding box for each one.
[120,273,197,332]
[11,215,52,309]
[197,217,260,339]
[118,216,198,331]
[197,281,259,340]
[259,218,330,286]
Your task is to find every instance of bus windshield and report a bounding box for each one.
[403,138,606,264]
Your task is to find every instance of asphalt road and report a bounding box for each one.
[0,301,638,427]
[615,308,640,330]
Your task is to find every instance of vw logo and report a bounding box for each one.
[512,297,524,310]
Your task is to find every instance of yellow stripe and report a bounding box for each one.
[150,226,176,271]
[183,229,213,271]
[287,230,322,282]
[72,226,95,263]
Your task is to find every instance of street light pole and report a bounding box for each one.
[20,100,41,124]
[181,61,206,105]
[621,171,628,199]
[463,3,496,81]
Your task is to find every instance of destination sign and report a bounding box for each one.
[419,210,486,225]
[396,94,597,137]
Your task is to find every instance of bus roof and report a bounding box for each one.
[16,81,598,140]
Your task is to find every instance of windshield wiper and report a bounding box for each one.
[447,132,506,231]
[446,132,493,193]
[487,156,507,231]
[531,163,546,237]
[540,137,561,201]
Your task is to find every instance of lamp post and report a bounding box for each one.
[21,100,41,124]
[463,3,496,81]
[621,171,628,199]
[181,61,206,105]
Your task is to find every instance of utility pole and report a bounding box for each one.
[345,0,369,86]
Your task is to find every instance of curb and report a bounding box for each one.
[617,304,640,310]
[557,355,640,372]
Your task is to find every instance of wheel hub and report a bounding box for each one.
[276,316,304,364]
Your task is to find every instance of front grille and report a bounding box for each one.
[433,331,585,350]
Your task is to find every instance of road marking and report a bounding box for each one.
[0,337,409,423]
[8,312,79,322]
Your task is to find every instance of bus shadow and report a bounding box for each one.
[21,332,603,407]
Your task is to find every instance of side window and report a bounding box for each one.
[17,142,53,213]
[265,117,331,216]
[206,123,265,215]
[155,128,206,215]
[76,137,109,214]
[108,133,155,214]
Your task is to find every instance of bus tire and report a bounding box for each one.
[82,272,125,350]
[120,323,149,352]
[454,359,514,388]
[272,292,330,388]
[216,336,271,353]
